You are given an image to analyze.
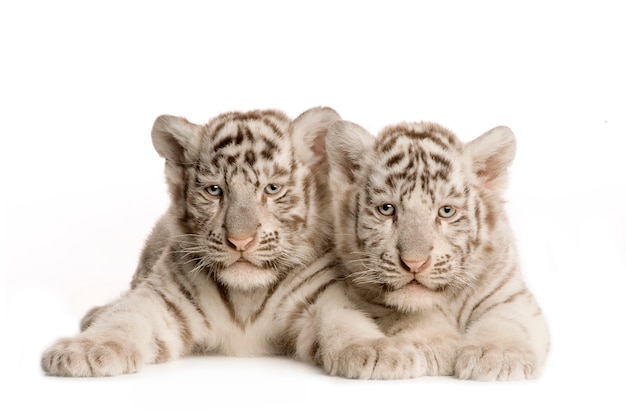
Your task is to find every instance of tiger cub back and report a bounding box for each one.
[325,120,550,380]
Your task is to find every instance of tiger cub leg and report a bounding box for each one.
[79,305,106,331]
[41,283,195,377]
[299,284,427,379]
[455,304,549,381]
[382,309,460,376]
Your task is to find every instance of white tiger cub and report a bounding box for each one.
[41,107,342,376]
[41,107,423,379]
[325,120,550,380]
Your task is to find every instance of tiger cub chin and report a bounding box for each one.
[325,120,550,381]
[41,107,348,377]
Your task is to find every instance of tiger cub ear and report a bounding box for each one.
[465,126,516,192]
[291,106,342,167]
[326,120,377,183]
[151,115,202,165]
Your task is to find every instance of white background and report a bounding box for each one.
[2,1,625,414]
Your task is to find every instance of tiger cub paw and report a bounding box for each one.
[323,338,427,380]
[413,338,458,376]
[455,344,537,381]
[41,336,142,377]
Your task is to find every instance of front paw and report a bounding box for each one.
[323,339,426,380]
[455,344,537,381]
[413,338,458,376]
[41,336,141,377]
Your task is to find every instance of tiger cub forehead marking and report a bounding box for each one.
[370,122,467,205]
[196,110,294,183]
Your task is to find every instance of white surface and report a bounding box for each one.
[2,1,625,414]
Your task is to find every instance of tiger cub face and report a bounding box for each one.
[326,121,515,313]
[153,107,340,290]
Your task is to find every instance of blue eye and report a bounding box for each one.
[377,204,396,216]
[264,184,282,195]
[438,205,456,218]
[206,185,223,197]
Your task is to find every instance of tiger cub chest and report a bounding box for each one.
[204,283,280,355]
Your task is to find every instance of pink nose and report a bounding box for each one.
[402,257,431,273]
[228,236,254,251]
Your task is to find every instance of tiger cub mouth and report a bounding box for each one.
[220,255,278,290]
[231,255,258,268]
[401,279,432,294]
[229,254,268,272]
[398,274,438,293]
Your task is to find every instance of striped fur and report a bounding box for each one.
[41,107,357,376]
[325,120,550,380]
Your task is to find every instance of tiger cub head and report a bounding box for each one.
[152,107,340,290]
[326,120,516,313]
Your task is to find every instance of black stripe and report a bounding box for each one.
[261,117,285,138]
[154,338,170,363]
[465,266,517,327]
[286,279,339,332]
[456,291,473,328]
[169,251,213,332]
[284,260,340,301]
[384,153,405,168]
[377,133,400,154]
[399,130,449,151]
[429,152,451,169]
[213,135,235,152]
[150,284,193,351]
[215,281,244,330]
[249,280,281,324]
[354,196,364,249]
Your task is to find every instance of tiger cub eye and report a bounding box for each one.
[264,184,282,195]
[377,204,396,216]
[438,205,456,218]
[206,185,223,197]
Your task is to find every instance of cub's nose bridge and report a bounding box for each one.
[398,221,433,271]
[225,182,260,234]
[398,217,433,254]
[225,202,258,236]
